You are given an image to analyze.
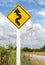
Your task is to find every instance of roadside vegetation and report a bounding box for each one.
[0,43,16,65]
[21,46,45,65]
[21,46,45,56]
[21,53,30,65]
[0,43,45,65]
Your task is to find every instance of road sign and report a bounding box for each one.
[7,5,31,29]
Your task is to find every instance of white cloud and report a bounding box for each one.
[0,0,33,7]
[21,19,32,34]
[0,0,45,7]
[39,19,45,28]
[0,31,3,36]
[35,0,45,5]
[0,0,17,7]
[0,12,45,48]
[37,10,45,17]
[0,12,17,47]
[21,22,45,48]
[28,9,36,12]
[19,0,33,2]
[19,0,36,4]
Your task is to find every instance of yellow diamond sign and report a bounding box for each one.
[7,5,31,29]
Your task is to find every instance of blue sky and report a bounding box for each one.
[0,0,45,25]
[0,0,45,48]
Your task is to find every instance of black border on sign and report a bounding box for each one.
[7,5,31,29]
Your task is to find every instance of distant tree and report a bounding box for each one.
[22,47,31,52]
[33,49,41,52]
[42,46,45,49]
[7,43,14,50]
[41,46,45,51]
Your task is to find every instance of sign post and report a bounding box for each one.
[7,5,31,65]
[16,29,21,65]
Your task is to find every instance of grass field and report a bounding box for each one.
[0,49,45,65]
[9,51,16,65]
[0,50,16,65]
[21,52,45,65]
[8,51,31,65]
[21,53,31,65]
[30,52,45,56]
[8,51,45,65]
[7,51,45,65]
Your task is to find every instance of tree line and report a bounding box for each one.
[0,43,45,52]
[22,46,45,52]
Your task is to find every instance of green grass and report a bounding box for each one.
[0,50,45,65]
[0,50,16,65]
[21,52,45,65]
[9,51,16,65]
[6,51,31,65]
[7,51,31,65]
[21,53,31,65]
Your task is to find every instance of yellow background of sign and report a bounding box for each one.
[7,5,31,29]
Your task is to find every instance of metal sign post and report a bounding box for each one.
[7,5,31,65]
[16,29,21,65]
